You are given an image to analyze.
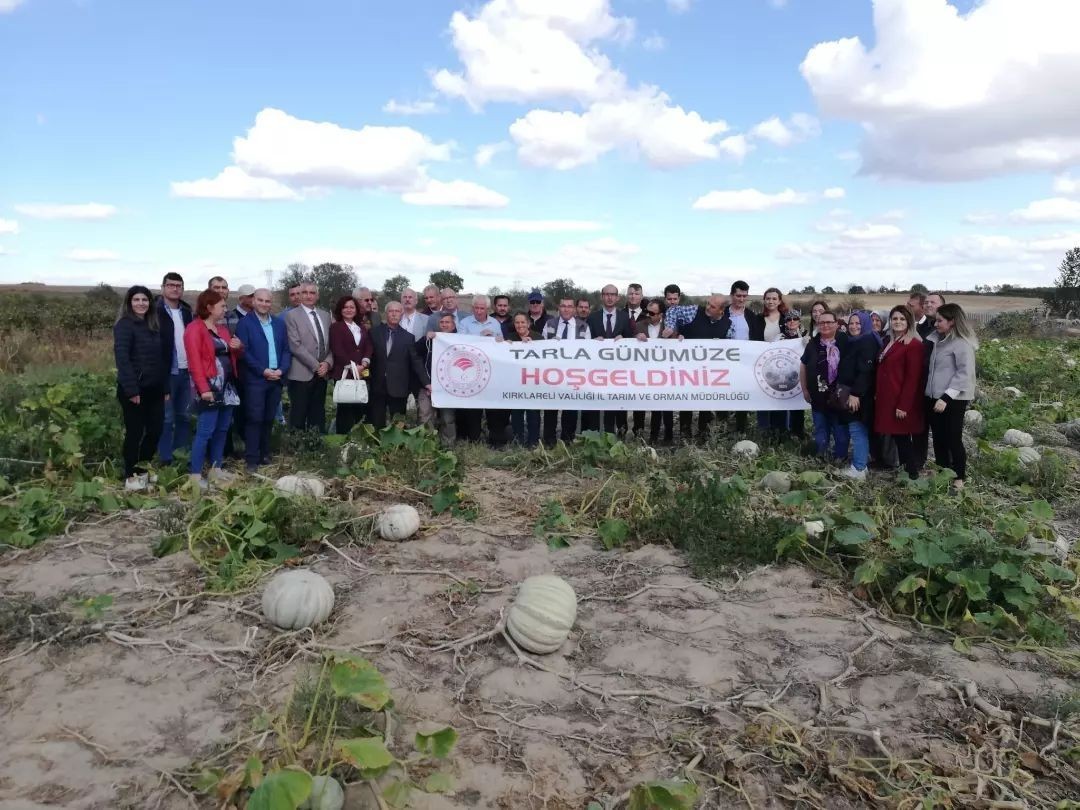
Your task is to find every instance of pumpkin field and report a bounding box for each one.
[2,337,1080,810]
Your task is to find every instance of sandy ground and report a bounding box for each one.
[1,469,1077,809]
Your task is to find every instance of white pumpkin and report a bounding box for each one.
[760,471,792,494]
[377,504,421,541]
[301,776,344,810]
[1002,386,1023,398]
[262,569,335,630]
[732,440,760,459]
[1002,429,1034,448]
[1016,446,1041,466]
[803,520,825,538]
[275,475,327,499]
[506,575,577,655]
[1066,358,1077,368]
[963,410,983,429]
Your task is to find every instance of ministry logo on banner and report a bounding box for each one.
[435,342,493,398]
[753,346,803,400]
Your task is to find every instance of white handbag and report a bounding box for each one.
[333,361,369,405]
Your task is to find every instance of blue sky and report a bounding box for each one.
[2,0,1079,294]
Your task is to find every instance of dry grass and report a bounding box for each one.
[0,330,114,376]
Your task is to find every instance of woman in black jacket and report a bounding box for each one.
[113,285,167,489]
[835,315,878,481]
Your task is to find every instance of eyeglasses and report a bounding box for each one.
[648,310,661,317]
[361,297,374,301]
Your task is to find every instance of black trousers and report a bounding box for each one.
[650,411,673,442]
[679,411,694,440]
[631,411,645,433]
[459,409,484,442]
[118,386,165,478]
[335,403,367,436]
[368,392,407,429]
[543,410,578,445]
[487,409,510,446]
[928,397,968,481]
[892,434,919,479]
[287,377,328,433]
[225,374,246,458]
[579,411,599,432]
[913,397,932,468]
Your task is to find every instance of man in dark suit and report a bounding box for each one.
[284,282,333,433]
[368,301,430,429]
[623,283,647,435]
[236,288,291,471]
[585,284,637,433]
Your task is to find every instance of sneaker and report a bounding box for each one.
[841,465,867,481]
[189,474,209,492]
[208,467,237,485]
[124,473,149,492]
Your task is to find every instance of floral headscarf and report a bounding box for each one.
[781,309,803,339]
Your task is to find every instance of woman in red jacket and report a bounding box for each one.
[329,295,374,435]
[873,305,925,479]
[184,290,243,488]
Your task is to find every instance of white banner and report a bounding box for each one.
[431,334,808,411]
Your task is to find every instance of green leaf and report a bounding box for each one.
[152,532,186,558]
[382,779,413,808]
[833,525,872,547]
[1040,561,1076,583]
[431,486,459,514]
[990,560,1022,581]
[995,515,1029,542]
[952,636,973,654]
[415,726,458,759]
[244,755,264,788]
[1028,500,1054,520]
[797,471,826,486]
[246,767,311,810]
[193,768,224,793]
[627,779,698,810]
[778,489,808,506]
[423,771,455,793]
[1004,588,1038,612]
[597,517,629,550]
[912,538,953,568]
[895,574,927,595]
[338,737,395,773]
[945,569,990,602]
[853,559,885,585]
[329,654,392,710]
[843,510,878,533]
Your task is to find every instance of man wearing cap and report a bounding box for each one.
[526,289,552,335]
[229,285,255,334]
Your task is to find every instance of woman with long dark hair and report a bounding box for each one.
[874,305,924,479]
[505,311,543,447]
[835,310,878,480]
[926,303,978,490]
[758,288,790,435]
[113,285,167,490]
[328,295,373,435]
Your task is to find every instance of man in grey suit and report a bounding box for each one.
[368,301,430,429]
[284,282,333,432]
[585,283,637,433]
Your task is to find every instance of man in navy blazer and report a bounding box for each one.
[585,283,637,434]
[235,289,292,471]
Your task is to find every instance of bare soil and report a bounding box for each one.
[1,470,1077,809]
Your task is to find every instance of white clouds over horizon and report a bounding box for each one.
[0,219,19,235]
[693,187,846,212]
[170,167,302,201]
[802,0,1080,181]
[401,179,510,208]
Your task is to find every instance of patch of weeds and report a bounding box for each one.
[973,443,1073,500]
[534,498,574,549]
[192,654,458,809]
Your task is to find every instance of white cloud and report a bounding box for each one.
[382,98,441,116]
[0,219,18,235]
[1053,174,1080,196]
[170,167,302,201]
[642,34,666,51]
[474,141,509,167]
[1010,197,1080,223]
[963,212,999,225]
[822,187,846,199]
[0,0,26,13]
[749,113,820,147]
[65,249,120,262]
[511,87,735,169]
[443,218,606,233]
[14,203,117,220]
[802,0,1080,180]
[400,179,509,208]
[232,108,450,192]
[471,236,642,291]
[666,0,692,12]
[693,188,810,212]
[840,224,903,241]
[432,0,632,108]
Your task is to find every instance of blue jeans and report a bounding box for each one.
[848,419,869,471]
[191,405,234,474]
[511,410,540,447]
[158,370,192,462]
[244,380,283,468]
[811,408,849,460]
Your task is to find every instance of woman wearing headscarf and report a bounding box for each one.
[800,309,849,461]
[834,310,878,480]
[874,305,925,479]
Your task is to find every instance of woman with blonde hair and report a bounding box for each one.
[925,303,978,489]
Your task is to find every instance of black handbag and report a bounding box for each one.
[827,383,852,412]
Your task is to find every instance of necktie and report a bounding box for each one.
[561,320,569,339]
[631,309,638,321]
[386,328,394,356]
[311,310,325,359]
[605,313,613,338]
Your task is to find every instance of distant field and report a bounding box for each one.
[0,283,1044,315]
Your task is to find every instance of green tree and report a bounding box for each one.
[277,263,310,295]
[381,274,410,300]
[542,278,587,304]
[429,270,464,292]
[277,262,358,309]
[821,286,836,295]
[909,282,929,294]
[86,283,120,309]
[847,284,866,295]
[800,285,817,295]
[1045,247,1080,316]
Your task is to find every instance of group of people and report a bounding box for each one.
[112,275,977,490]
